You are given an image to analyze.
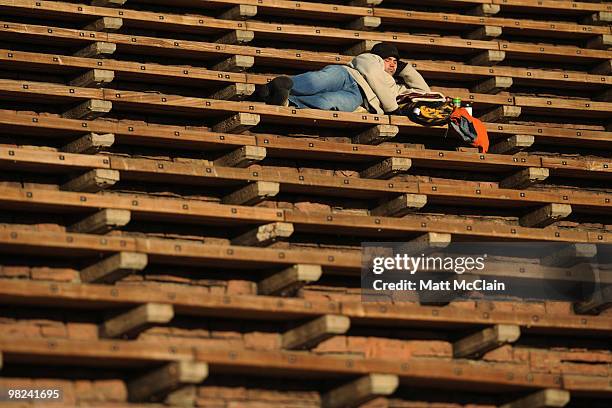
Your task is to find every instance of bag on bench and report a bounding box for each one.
[448,107,489,153]
[398,92,453,127]
[397,92,489,153]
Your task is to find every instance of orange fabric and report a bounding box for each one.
[449,108,490,153]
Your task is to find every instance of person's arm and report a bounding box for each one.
[351,54,399,113]
[395,61,430,93]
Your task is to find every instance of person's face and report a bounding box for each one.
[383,57,398,76]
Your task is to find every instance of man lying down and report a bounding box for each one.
[256,42,443,115]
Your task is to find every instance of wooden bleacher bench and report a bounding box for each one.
[145,0,608,47]
[0,279,610,336]
[1,49,609,97]
[0,6,610,68]
[1,146,610,218]
[386,0,611,20]
[1,336,609,395]
[1,77,612,149]
[0,185,607,244]
[0,0,609,403]
[0,108,609,155]
[0,109,609,189]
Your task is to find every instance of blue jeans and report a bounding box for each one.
[288,65,363,112]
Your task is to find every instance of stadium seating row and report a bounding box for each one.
[1,146,610,217]
[0,3,610,69]
[0,185,610,243]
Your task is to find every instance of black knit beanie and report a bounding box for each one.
[370,43,400,60]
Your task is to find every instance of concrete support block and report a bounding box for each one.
[217,30,254,45]
[219,5,258,20]
[100,303,174,339]
[69,69,115,88]
[500,389,570,408]
[469,50,505,66]
[519,203,572,228]
[468,4,500,16]
[322,374,399,408]
[83,17,123,32]
[471,76,513,94]
[453,324,521,359]
[128,361,208,402]
[61,169,119,193]
[353,125,399,145]
[282,315,350,350]
[62,133,115,154]
[62,99,112,120]
[214,146,266,168]
[465,26,502,40]
[478,106,521,123]
[489,135,534,154]
[68,209,131,234]
[211,55,254,73]
[209,83,255,101]
[345,40,381,56]
[346,17,382,31]
[360,157,411,179]
[258,264,322,296]
[80,252,148,283]
[73,42,116,58]
[586,35,612,50]
[499,167,549,189]
[371,194,427,217]
[232,222,294,247]
[212,113,260,134]
[222,181,279,205]
[581,12,612,26]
